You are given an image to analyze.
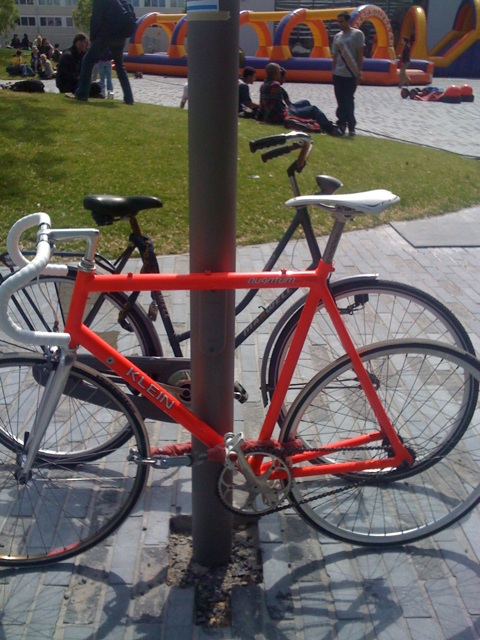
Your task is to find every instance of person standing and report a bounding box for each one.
[179,81,188,108]
[98,48,114,98]
[331,11,365,137]
[398,37,412,87]
[66,0,134,104]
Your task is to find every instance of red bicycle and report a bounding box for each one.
[0,194,479,567]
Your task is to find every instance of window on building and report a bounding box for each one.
[18,16,36,26]
[40,16,61,27]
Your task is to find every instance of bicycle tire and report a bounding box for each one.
[280,340,480,546]
[265,278,475,423]
[0,269,162,358]
[0,353,149,567]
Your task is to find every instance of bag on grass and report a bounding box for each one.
[283,114,321,133]
[11,79,45,93]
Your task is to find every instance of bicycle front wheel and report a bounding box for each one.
[265,278,475,421]
[0,270,161,357]
[0,354,149,567]
[281,340,480,546]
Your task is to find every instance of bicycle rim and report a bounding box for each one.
[281,340,480,546]
[0,271,161,357]
[267,279,474,421]
[0,354,149,566]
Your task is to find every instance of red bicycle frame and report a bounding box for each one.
[64,260,414,477]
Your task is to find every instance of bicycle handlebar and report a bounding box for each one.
[249,131,312,153]
[0,213,99,348]
[7,213,69,277]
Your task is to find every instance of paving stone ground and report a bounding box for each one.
[1,73,480,639]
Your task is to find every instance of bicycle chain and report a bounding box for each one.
[216,443,387,516]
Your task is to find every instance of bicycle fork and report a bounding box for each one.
[15,348,76,484]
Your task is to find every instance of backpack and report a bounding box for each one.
[283,114,321,133]
[11,79,45,93]
[106,0,137,39]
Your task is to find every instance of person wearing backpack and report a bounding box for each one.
[66,0,135,104]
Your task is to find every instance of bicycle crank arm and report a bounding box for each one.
[128,448,193,468]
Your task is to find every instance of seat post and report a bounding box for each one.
[322,218,348,264]
[129,215,141,237]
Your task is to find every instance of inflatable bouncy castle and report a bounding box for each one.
[123,5,434,86]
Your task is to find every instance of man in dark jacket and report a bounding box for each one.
[56,33,89,94]
[66,0,134,104]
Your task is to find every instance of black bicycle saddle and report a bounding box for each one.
[83,195,163,226]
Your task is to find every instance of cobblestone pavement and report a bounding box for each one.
[43,75,480,157]
[2,73,479,639]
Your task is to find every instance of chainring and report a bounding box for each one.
[217,449,292,517]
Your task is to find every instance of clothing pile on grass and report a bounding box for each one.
[401,84,474,103]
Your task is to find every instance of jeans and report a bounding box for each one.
[333,74,358,131]
[75,38,133,104]
[98,60,113,94]
[288,103,336,134]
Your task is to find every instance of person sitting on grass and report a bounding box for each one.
[238,66,259,118]
[56,33,102,97]
[6,51,34,78]
[30,47,41,75]
[258,63,340,136]
[39,54,54,80]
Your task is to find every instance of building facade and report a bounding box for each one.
[10,0,184,50]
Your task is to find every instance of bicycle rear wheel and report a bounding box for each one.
[0,269,161,357]
[280,340,480,546]
[0,354,149,567]
[265,278,475,422]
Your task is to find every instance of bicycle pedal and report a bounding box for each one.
[148,301,158,321]
[234,381,248,404]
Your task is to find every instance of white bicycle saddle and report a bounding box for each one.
[285,189,400,216]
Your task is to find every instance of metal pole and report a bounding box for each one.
[188,0,239,566]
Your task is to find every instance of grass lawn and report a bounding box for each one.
[1,49,480,257]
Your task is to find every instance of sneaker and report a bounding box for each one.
[108,91,114,99]
[348,129,356,137]
[337,123,346,136]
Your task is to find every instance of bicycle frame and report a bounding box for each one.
[63,261,414,478]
